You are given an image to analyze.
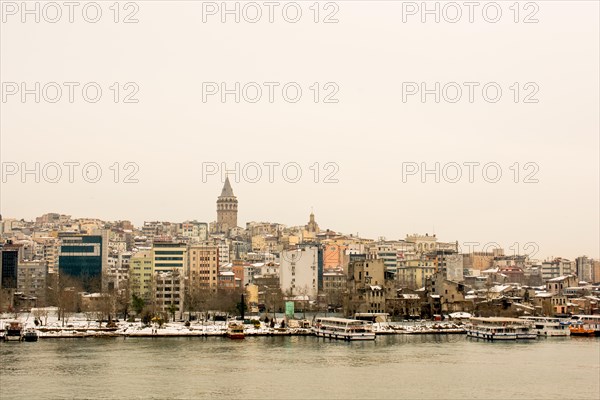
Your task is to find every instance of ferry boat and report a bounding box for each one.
[312,317,375,341]
[568,315,600,336]
[4,321,23,342]
[226,323,245,339]
[466,317,536,341]
[519,316,570,337]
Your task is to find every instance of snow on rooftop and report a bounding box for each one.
[449,312,471,319]
[491,285,511,293]
[400,294,420,299]
[482,268,499,274]
[548,275,572,282]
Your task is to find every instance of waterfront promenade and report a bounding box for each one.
[0,312,465,339]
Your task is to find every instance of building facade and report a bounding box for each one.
[152,242,188,274]
[155,271,185,320]
[58,233,107,291]
[345,258,386,315]
[17,260,48,307]
[130,250,154,301]
[279,246,321,300]
[188,244,219,291]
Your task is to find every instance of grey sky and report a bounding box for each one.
[1,1,598,260]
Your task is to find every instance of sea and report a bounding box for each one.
[1,335,598,399]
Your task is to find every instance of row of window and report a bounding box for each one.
[156,294,180,298]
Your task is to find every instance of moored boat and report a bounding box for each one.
[23,328,39,342]
[466,317,536,341]
[568,315,600,337]
[226,323,245,339]
[519,316,570,337]
[313,317,375,341]
[4,321,23,342]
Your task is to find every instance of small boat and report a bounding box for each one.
[23,328,39,342]
[568,315,600,337]
[4,321,23,342]
[227,323,245,339]
[569,324,596,336]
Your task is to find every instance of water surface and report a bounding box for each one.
[1,335,598,399]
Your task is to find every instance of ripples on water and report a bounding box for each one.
[1,336,599,399]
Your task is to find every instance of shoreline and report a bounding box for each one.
[3,327,468,340]
[1,312,469,340]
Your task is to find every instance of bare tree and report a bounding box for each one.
[185,285,213,321]
[115,285,131,320]
[54,275,83,327]
[98,292,116,326]
[32,308,50,326]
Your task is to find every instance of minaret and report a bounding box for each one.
[216,176,238,233]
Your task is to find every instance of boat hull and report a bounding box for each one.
[466,330,516,340]
[534,329,570,337]
[569,327,598,337]
[23,333,39,342]
[314,330,375,341]
[227,333,245,340]
[516,333,537,340]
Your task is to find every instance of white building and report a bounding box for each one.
[178,221,208,242]
[279,246,319,300]
[542,258,574,281]
[575,256,593,283]
[444,253,464,282]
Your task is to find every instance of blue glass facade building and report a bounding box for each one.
[58,235,104,291]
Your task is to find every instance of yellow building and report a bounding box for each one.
[251,235,266,252]
[463,252,496,272]
[130,250,154,300]
[397,265,436,290]
[245,284,259,312]
[188,244,219,291]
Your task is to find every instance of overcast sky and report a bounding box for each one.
[1,1,598,260]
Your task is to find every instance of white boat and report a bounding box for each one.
[313,317,375,341]
[519,316,570,337]
[354,313,393,334]
[466,317,536,341]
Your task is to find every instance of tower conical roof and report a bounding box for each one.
[220,176,235,197]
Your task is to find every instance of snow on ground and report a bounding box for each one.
[1,311,465,337]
